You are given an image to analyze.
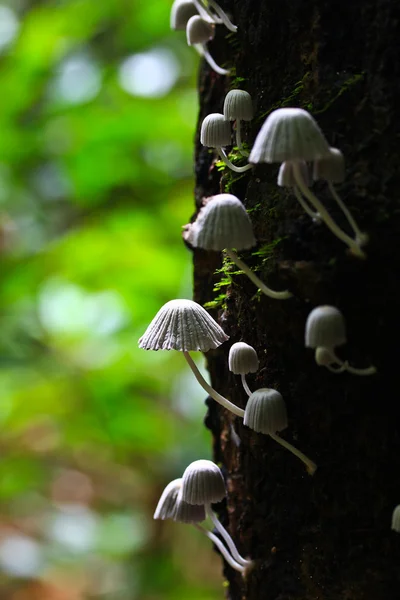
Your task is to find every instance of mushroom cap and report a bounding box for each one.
[185,194,256,251]
[313,147,345,183]
[314,346,337,366]
[153,478,182,520]
[305,305,347,349]
[181,459,226,505]
[200,113,232,148]
[277,160,311,188]
[249,107,331,164]
[223,90,253,121]
[392,505,400,533]
[186,15,215,45]
[138,299,229,352]
[170,0,198,30]
[228,342,259,374]
[173,490,206,523]
[243,388,287,434]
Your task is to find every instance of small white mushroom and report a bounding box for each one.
[153,478,182,520]
[201,113,252,173]
[170,0,200,30]
[243,388,317,475]
[223,90,253,157]
[185,194,292,300]
[228,342,259,396]
[249,108,366,258]
[174,490,206,523]
[391,505,400,533]
[187,16,229,75]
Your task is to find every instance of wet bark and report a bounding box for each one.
[190,1,400,599]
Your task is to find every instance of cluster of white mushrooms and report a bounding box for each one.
[138,0,389,580]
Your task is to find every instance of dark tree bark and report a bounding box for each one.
[190,1,400,599]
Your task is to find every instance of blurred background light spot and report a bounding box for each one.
[0,533,43,577]
[0,5,19,51]
[53,53,101,104]
[31,162,71,201]
[48,503,99,553]
[143,141,190,176]
[119,48,179,98]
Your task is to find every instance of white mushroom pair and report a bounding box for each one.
[305,305,376,375]
[154,459,251,574]
[249,107,367,258]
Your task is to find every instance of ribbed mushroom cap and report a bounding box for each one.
[173,490,206,523]
[392,505,400,533]
[153,478,182,520]
[182,459,226,505]
[200,113,232,148]
[313,147,345,183]
[305,305,347,349]
[170,0,198,30]
[228,342,259,374]
[138,299,229,352]
[277,160,311,187]
[185,194,256,251]
[249,108,331,164]
[243,388,287,434]
[223,90,253,121]
[186,15,215,45]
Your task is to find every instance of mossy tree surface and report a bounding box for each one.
[190,1,400,599]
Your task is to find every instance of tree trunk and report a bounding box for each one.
[191,1,400,598]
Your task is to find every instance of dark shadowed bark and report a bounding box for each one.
[189,1,400,598]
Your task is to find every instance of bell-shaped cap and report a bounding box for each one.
[223,90,253,121]
[243,388,287,434]
[313,147,345,183]
[249,108,331,164]
[153,478,182,520]
[228,342,259,374]
[171,0,198,30]
[139,299,229,352]
[305,305,347,349]
[392,505,400,533]
[185,194,256,251]
[174,490,206,523]
[182,459,226,505]
[200,113,232,148]
[277,160,311,187]
[187,15,215,45]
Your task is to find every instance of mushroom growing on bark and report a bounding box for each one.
[201,113,252,172]
[228,341,259,396]
[186,16,229,75]
[223,90,253,157]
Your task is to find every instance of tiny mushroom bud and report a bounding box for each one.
[170,0,199,30]
[153,478,182,520]
[139,299,245,417]
[391,505,400,533]
[249,108,365,258]
[223,90,253,157]
[201,113,252,173]
[244,388,317,475]
[185,194,292,300]
[186,16,229,75]
[228,341,259,396]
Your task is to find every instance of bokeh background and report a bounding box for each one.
[0,1,221,598]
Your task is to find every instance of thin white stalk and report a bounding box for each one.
[292,162,365,258]
[217,148,252,172]
[208,0,237,31]
[327,182,368,246]
[201,44,230,75]
[183,351,245,417]
[205,504,252,566]
[225,249,292,300]
[193,524,245,572]
[293,185,320,222]
[269,433,317,476]
[192,0,222,22]
[235,121,249,157]
[328,349,377,376]
[241,373,252,397]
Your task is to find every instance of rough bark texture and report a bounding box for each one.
[190,1,400,599]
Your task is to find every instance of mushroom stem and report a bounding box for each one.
[207,0,237,31]
[192,0,222,22]
[292,162,365,258]
[201,44,230,75]
[235,121,249,157]
[269,432,317,475]
[225,249,292,300]
[293,185,320,222]
[327,182,368,246]
[320,348,377,376]
[193,524,246,572]
[217,148,252,172]
[241,373,252,397]
[183,351,245,417]
[205,504,251,566]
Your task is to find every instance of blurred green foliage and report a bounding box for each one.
[0,1,221,598]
